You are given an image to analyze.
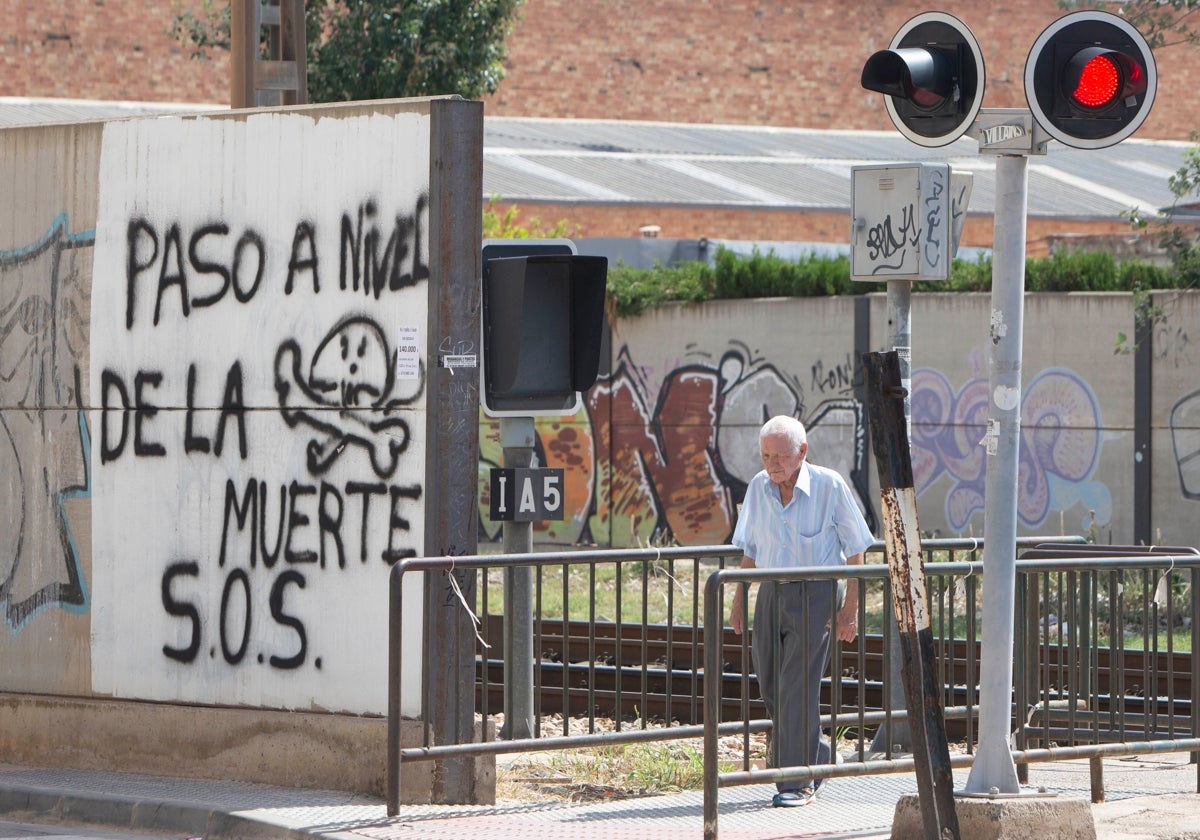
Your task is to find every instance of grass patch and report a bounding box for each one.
[495,714,755,803]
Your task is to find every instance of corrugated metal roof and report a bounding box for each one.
[2,99,1189,221]
[484,116,1189,220]
[0,96,225,126]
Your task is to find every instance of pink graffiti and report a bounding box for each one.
[911,367,1102,530]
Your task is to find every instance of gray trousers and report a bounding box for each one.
[752,579,836,792]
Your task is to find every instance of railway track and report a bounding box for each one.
[476,616,1195,740]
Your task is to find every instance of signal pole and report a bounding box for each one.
[960,137,1036,795]
[480,240,609,741]
[963,11,1157,793]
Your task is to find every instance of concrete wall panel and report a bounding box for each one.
[0,122,102,695]
[86,111,432,716]
[1152,291,1200,546]
[2,100,478,722]
[0,98,490,793]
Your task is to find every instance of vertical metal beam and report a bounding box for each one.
[230,0,308,108]
[387,562,406,816]
[500,416,535,740]
[962,153,1028,795]
[229,0,257,109]
[852,295,879,534]
[1192,567,1200,792]
[423,98,484,804]
[702,572,724,840]
[1089,755,1105,803]
[279,0,308,106]
[1133,293,1153,545]
[864,350,960,840]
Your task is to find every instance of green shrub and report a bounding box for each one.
[1026,249,1117,291]
[605,245,1187,316]
[711,248,858,298]
[607,260,715,318]
[1118,259,1173,290]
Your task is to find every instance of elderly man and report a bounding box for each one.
[730,415,874,807]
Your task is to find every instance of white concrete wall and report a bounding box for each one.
[902,292,1133,541]
[1152,290,1200,547]
[87,112,430,715]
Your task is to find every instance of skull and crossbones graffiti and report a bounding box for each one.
[274,316,424,478]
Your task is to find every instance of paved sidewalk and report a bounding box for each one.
[0,753,1197,839]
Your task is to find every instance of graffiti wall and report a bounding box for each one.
[0,212,92,633]
[906,292,1130,542]
[2,108,1196,738]
[0,101,485,728]
[1154,291,1200,542]
[85,113,431,715]
[479,297,873,547]
[479,291,1198,550]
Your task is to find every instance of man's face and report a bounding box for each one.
[760,431,806,487]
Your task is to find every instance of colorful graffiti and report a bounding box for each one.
[478,341,872,547]
[478,343,1118,547]
[0,213,92,631]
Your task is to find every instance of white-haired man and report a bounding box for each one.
[730,414,873,807]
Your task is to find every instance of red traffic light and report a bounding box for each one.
[1066,48,1147,110]
[1026,11,1156,149]
[1070,51,1120,108]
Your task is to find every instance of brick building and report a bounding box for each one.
[6,0,1196,139]
[3,0,225,103]
[483,0,1199,141]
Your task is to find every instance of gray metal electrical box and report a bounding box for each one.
[851,163,953,282]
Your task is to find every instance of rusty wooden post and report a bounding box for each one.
[1089,755,1105,803]
[863,350,960,840]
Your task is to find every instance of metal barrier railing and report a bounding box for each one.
[385,537,1040,812]
[701,551,1200,839]
[387,538,1199,827]
[387,543,743,814]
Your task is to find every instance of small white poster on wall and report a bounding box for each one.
[88,111,431,716]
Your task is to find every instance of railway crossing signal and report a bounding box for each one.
[480,240,608,417]
[864,10,1156,151]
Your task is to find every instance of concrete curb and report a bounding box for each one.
[0,785,317,839]
[0,754,1196,840]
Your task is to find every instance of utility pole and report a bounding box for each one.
[230,0,308,108]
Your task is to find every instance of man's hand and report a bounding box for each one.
[834,601,858,643]
[731,556,756,636]
[731,594,745,635]
[834,555,864,643]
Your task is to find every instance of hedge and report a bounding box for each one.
[606,246,1187,318]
